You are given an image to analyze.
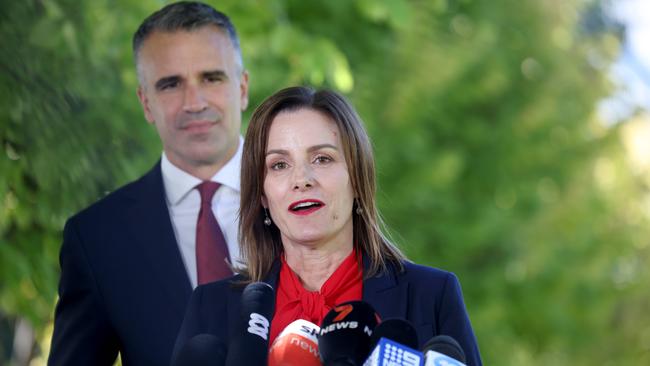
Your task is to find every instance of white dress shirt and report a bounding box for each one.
[161,137,243,289]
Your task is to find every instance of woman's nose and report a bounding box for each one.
[292,165,314,191]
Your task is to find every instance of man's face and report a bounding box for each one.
[136,26,249,175]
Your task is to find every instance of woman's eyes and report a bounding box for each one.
[270,161,288,170]
[268,154,333,171]
[314,155,333,164]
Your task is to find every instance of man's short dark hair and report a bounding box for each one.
[133,1,243,77]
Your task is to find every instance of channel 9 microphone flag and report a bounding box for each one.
[318,301,380,365]
[224,282,274,366]
[422,335,467,366]
[268,319,321,366]
[363,318,423,365]
[363,338,424,366]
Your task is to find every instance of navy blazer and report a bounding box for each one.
[49,163,193,366]
[173,260,482,366]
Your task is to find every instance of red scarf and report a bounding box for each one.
[269,250,363,345]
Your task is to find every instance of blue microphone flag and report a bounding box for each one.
[363,337,424,366]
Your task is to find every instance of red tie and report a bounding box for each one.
[196,181,232,285]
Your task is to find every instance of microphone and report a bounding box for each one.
[268,319,321,366]
[363,337,424,366]
[368,318,419,351]
[225,282,275,366]
[422,335,467,366]
[318,300,380,365]
[171,333,226,366]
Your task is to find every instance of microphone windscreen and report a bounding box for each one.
[268,319,321,366]
[225,282,275,366]
[369,318,419,351]
[318,300,380,366]
[422,335,466,364]
[172,334,226,366]
[240,281,275,320]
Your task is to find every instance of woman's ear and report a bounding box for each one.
[261,195,268,208]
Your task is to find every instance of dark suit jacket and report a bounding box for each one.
[49,163,193,366]
[173,259,482,366]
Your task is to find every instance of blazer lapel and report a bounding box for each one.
[124,162,192,314]
[363,259,409,320]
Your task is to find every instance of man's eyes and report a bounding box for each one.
[157,80,179,91]
[155,73,225,91]
[205,74,225,83]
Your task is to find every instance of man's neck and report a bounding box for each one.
[165,144,238,181]
[181,163,225,181]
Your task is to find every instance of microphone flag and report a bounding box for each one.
[422,350,466,366]
[363,337,424,366]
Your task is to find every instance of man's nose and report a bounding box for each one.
[182,84,208,113]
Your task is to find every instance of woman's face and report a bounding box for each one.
[263,108,355,251]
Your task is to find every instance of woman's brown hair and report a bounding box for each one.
[238,86,405,282]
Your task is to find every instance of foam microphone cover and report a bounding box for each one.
[318,300,380,366]
[422,335,466,364]
[172,334,226,366]
[369,318,419,351]
[268,319,321,366]
[225,282,275,366]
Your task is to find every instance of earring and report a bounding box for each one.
[355,202,363,215]
[264,208,272,226]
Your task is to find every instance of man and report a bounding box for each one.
[48,2,249,365]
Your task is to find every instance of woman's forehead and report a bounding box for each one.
[266,109,342,151]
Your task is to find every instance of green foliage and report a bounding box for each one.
[1,0,649,364]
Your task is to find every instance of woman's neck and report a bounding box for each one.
[283,243,354,292]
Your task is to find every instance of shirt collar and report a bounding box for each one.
[161,135,243,206]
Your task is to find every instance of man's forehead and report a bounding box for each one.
[137,26,238,81]
[140,26,234,53]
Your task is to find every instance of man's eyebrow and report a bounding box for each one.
[154,76,180,90]
[153,70,228,91]
[202,70,228,80]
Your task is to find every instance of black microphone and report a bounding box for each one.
[318,300,380,365]
[368,318,419,351]
[422,335,467,365]
[224,282,275,366]
[172,334,226,366]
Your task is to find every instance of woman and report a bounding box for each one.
[173,86,482,365]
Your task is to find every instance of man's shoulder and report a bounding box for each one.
[69,162,161,225]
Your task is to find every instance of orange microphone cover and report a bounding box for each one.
[268,319,321,366]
